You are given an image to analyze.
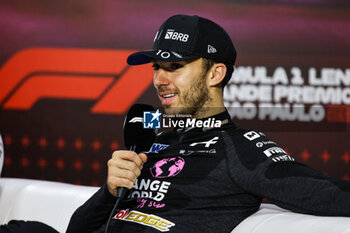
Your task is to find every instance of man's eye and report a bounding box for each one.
[171,63,183,70]
[152,64,160,70]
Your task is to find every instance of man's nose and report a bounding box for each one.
[153,69,170,87]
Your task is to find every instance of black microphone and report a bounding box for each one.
[123,104,157,153]
[117,103,157,199]
[105,104,157,233]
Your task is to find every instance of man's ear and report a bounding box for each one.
[208,63,227,87]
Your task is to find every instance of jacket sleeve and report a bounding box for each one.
[224,129,350,216]
[66,184,117,233]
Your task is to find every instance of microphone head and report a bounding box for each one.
[123,104,157,153]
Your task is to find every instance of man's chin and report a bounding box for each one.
[163,106,194,117]
[163,106,178,115]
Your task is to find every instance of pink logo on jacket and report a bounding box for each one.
[150,156,185,178]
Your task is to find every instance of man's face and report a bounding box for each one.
[152,58,212,117]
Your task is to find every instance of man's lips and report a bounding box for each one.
[159,92,177,105]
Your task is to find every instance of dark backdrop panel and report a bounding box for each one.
[0,0,349,186]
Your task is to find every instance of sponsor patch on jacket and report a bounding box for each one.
[263,147,286,157]
[263,147,295,162]
[243,131,261,141]
[150,143,169,152]
[113,209,175,232]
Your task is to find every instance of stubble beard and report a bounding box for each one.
[164,72,212,118]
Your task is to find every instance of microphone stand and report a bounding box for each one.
[104,145,136,233]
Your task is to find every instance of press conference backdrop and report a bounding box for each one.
[0,0,349,186]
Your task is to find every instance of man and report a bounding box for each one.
[67,15,350,233]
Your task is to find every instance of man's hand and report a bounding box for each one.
[107,150,147,197]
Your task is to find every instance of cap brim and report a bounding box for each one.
[127,50,199,65]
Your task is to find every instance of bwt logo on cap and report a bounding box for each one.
[164,29,189,42]
[143,110,161,129]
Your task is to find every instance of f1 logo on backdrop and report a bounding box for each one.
[0,48,154,114]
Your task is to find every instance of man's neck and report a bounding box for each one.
[193,106,226,119]
[193,87,226,118]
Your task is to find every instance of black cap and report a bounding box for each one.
[127,14,236,66]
